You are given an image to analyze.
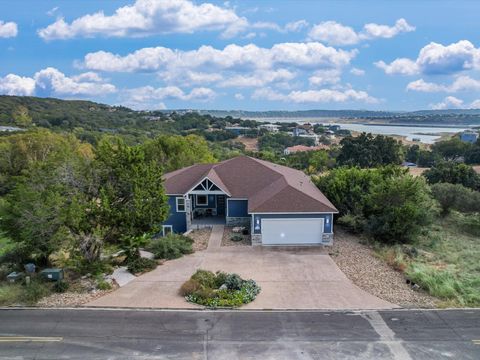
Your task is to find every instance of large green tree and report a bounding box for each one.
[95,137,169,242]
[143,134,215,172]
[337,133,403,168]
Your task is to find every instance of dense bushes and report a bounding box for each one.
[315,166,437,243]
[148,234,193,260]
[126,257,157,274]
[180,270,261,308]
[431,183,480,215]
[423,162,480,191]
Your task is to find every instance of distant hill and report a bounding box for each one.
[0,95,141,130]
[1,96,479,132]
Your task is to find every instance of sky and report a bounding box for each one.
[1,0,480,111]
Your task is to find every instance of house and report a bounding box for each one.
[460,130,479,144]
[162,156,338,245]
[292,127,308,136]
[283,144,329,155]
[225,126,250,136]
[259,124,280,132]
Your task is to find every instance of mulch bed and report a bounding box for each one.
[221,226,251,247]
[187,228,212,252]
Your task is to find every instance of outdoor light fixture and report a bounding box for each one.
[254,218,260,231]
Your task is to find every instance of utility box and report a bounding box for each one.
[6,272,25,283]
[39,268,64,281]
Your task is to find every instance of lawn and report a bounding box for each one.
[377,212,480,307]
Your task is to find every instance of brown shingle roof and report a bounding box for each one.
[163,156,338,213]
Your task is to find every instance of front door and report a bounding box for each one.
[216,195,226,215]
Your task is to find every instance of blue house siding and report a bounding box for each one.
[227,199,249,217]
[252,213,333,234]
[163,196,187,233]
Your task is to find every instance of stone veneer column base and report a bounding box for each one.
[322,233,334,246]
[226,217,250,227]
[251,234,262,246]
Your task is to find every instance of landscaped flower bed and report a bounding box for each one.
[180,270,260,308]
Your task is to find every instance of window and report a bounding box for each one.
[162,225,173,236]
[176,197,185,212]
[196,194,208,206]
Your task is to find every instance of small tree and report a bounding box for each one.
[364,175,437,244]
[431,183,480,216]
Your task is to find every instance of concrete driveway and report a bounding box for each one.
[88,245,397,310]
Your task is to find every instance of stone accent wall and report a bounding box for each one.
[251,234,262,246]
[322,233,334,246]
[226,217,250,227]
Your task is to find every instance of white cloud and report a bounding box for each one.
[83,42,356,73]
[284,20,309,32]
[252,87,378,104]
[374,58,418,75]
[46,7,59,17]
[38,0,249,40]
[309,69,341,86]
[308,21,359,46]
[407,76,480,92]
[0,20,18,38]
[470,99,480,109]
[234,93,244,100]
[34,68,116,96]
[0,74,35,95]
[350,67,365,76]
[220,69,295,88]
[0,68,116,97]
[362,18,415,39]
[430,96,464,110]
[121,85,215,109]
[308,18,414,46]
[376,40,480,75]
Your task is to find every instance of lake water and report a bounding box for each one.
[328,123,470,144]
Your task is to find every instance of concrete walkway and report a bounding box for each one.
[206,225,224,252]
[88,244,397,310]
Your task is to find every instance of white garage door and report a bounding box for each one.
[261,218,324,245]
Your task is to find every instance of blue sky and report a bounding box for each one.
[1,0,480,111]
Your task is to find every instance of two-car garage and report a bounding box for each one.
[261,218,325,245]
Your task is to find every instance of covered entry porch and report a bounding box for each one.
[186,177,228,230]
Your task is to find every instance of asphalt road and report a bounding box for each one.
[0,308,479,359]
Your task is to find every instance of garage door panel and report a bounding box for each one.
[262,218,324,245]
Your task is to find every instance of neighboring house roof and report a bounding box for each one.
[163,156,338,213]
[285,145,328,153]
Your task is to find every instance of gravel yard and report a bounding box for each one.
[330,228,439,308]
[222,226,251,246]
[37,279,118,307]
[187,228,211,252]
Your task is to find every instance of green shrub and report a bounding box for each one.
[0,284,23,306]
[458,214,480,236]
[337,214,365,233]
[191,270,217,288]
[126,257,157,274]
[431,182,480,215]
[225,273,243,290]
[97,280,112,291]
[230,234,243,242]
[149,234,193,260]
[53,280,69,293]
[181,269,261,308]
[20,280,51,304]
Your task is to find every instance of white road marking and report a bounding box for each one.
[361,311,413,360]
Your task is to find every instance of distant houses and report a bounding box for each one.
[259,124,280,132]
